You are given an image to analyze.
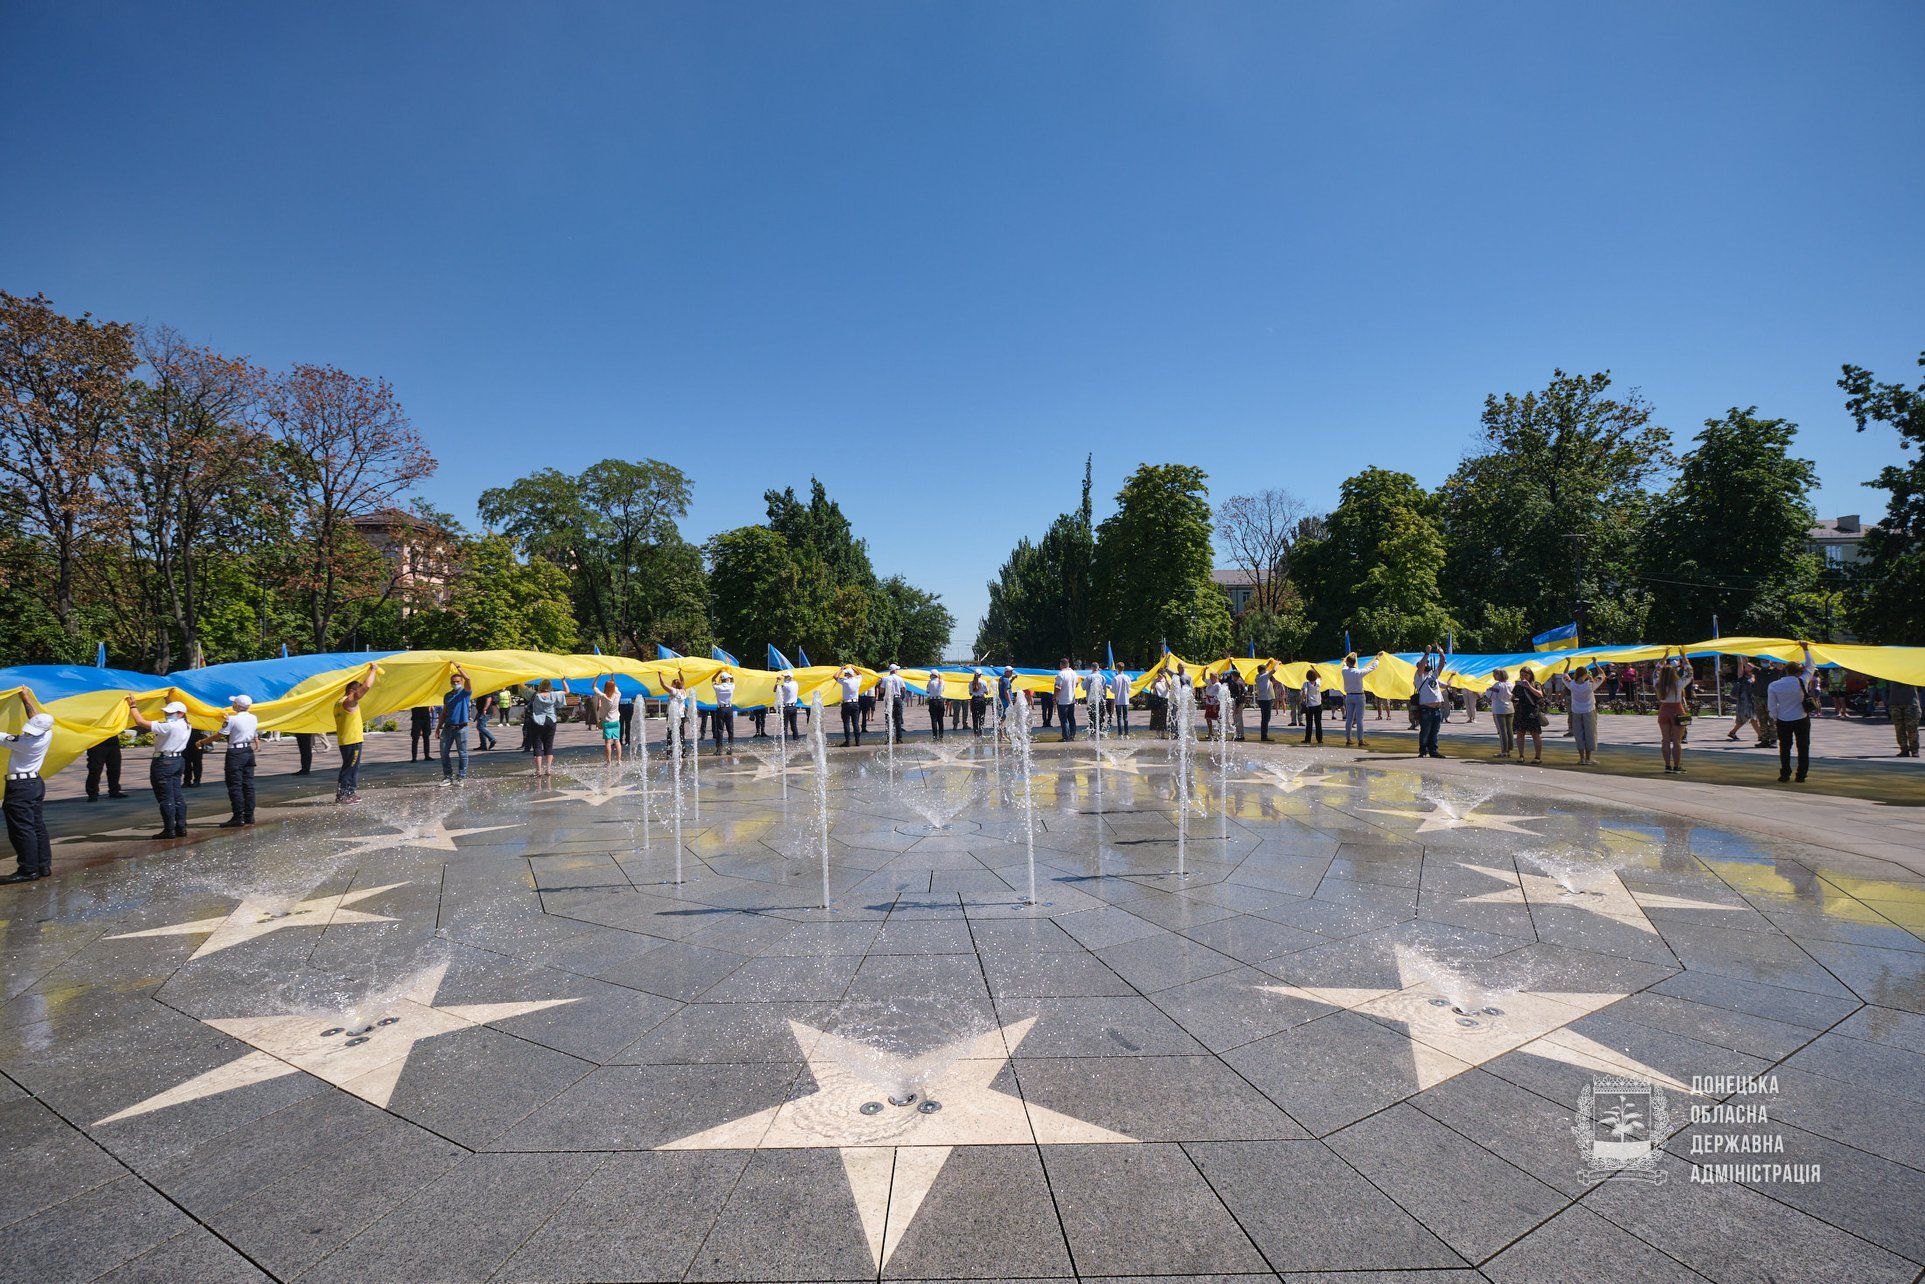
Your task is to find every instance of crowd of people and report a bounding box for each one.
[0,646,1917,885]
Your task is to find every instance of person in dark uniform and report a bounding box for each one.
[215,694,259,827]
[182,725,208,786]
[0,690,56,883]
[409,704,434,761]
[126,695,192,839]
[85,735,125,800]
[293,731,315,775]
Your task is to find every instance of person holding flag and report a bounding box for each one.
[1109,663,1131,737]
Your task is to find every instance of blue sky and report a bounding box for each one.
[5,2,1921,654]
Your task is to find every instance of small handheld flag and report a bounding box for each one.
[1343,629,1352,655]
[95,641,106,668]
[796,646,812,667]
[1105,641,1115,669]
[767,644,792,670]
[280,643,289,659]
[711,645,739,665]
[656,644,681,660]
[1531,621,1580,652]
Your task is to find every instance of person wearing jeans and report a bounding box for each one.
[475,692,499,750]
[1567,666,1599,765]
[439,663,472,786]
[1488,669,1515,758]
[1300,673,1324,744]
[1055,661,1078,742]
[1341,654,1368,747]
[1412,647,1447,759]
[1109,667,1131,737]
[1254,662,1277,742]
[1767,661,1815,783]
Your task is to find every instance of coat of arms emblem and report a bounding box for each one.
[1574,1076,1669,1184]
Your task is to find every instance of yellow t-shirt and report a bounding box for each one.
[336,698,365,747]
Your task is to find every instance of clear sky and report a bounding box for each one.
[5,2,1922,654]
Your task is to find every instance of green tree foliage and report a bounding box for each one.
[1439,370,1671,648]
[974,464,1097,664]
[1642,408,1819,641]
[1093,464,1231,663]
[478,458,702,654]
[410,535,579,652]
[1233,586,1315,660]
[1839,353,1925,643]
[707,482,953,666]
[1293,468,1455,652]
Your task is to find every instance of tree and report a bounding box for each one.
[1438,370,1672,648]
[1234,585,1315,660]
[876,575,954,666]
[1216,487,1305,612]
[0,292,136,630]
[266,364,437,649]
[973,464,1096,664]
[1839,353,1925,644]
[1293,468,1454,651]
[105,327,271,669]
[707,525,809,663]
[412,535,579,652]
[1642,408,1819,641]
[1093,464,1232,662]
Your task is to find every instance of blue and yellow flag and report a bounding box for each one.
[1532,621,1580,652]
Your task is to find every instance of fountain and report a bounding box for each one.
[775,688,789,802]
[1214,681,1230,848]
[686,687,701,822]
[1522,849,1616,897]
[1006,689,1038,905]
[1171,677,1194,878]
[667,692,687,885]
[809,690,831,908]
[1087,674,1103,813]
[1396,944,1514,1031]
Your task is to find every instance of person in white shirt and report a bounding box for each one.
[1567,666,1599,765]
[1767,660,1815,782]
[1300,672,1324,744]
[1487,669,1516,758]
[1149,670,1172,736]
[1253,662,1277,742]
[711,671,737,753]
[925,670,946,740]
[0,690,56,882]
[776,672,801,740]
[969,669,990,735]
[1087,665,1106,732]
[1341,653,1369,747]
[1054,660,1079,742]
[216,694,260,828]
[837,667,863,747]
[1109,666,1131,737]
[127,695,193,839]
[881,664,907,740]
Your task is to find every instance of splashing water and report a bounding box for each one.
[810,691,831,907]
[1006,692,1038,904]
[1171,679,1195,878]
[1521,849,1618,897]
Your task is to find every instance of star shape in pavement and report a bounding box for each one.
[105,883,407,959]
[1261,942,1690,1094]
[534,782,649,807]
[1088,746,1154,777]
[327,818,520,858]
[718,756,818,783]
[94,962,576,1126]
[659,1016,1133,1269]
[1359,802,1545,835]
[1228,762,1353,794]
[1458,861,1742,936]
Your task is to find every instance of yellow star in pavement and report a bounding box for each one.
[1228,762,1353,794]
[105,883,407,959]
[94,962,576,1126]
[658,1016,1133,1269]
[534,783,648,807]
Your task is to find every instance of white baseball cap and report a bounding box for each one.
[163,701,187,715]
[230,694,253,709]
[23,713,53,735]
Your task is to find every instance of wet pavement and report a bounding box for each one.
[3,732,1923,1281]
